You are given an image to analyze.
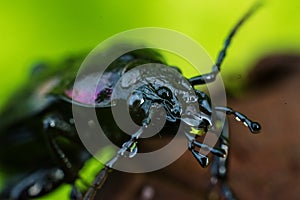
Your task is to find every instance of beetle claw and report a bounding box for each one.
[191,149,209,167]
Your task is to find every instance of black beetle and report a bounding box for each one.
[0,4,261,200]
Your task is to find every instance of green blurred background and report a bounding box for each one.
[1,0,300,107]
[0,0,299,199]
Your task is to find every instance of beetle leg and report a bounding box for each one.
[43,114,80,143]
[185,132,226,167]
[210,119,238,200]
[43,114,88,199]
[5,168,64,200]
[70,183,83,200]
[214,106,261,133]
[82,106,158,199]
[189,3,261,85]
[82,127,145,200]
[43,114,75,172]
[209,107,261,199]
[82,166,110,200]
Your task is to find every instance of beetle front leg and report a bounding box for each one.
[82,166,109,200]
[82,127,144,200]
[82,105,158,200]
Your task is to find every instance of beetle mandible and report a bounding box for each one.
[0,4,261,200]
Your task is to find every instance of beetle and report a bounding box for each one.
[0,4,261,200]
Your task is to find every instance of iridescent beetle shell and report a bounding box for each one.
[55,49,166,108]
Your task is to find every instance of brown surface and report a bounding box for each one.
[229,54,300,200]
[95,54,300,200]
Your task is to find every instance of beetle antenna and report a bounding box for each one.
[215,106,261,133]
[215,2,262,70]
[189,2,262,85]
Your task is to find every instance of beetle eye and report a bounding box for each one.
[157,87,172,99]
[128,92,144,107]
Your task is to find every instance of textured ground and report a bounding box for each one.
[95,54,300,200]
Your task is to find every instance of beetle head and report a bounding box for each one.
[127,80,212,134]
[113,63,212,134]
